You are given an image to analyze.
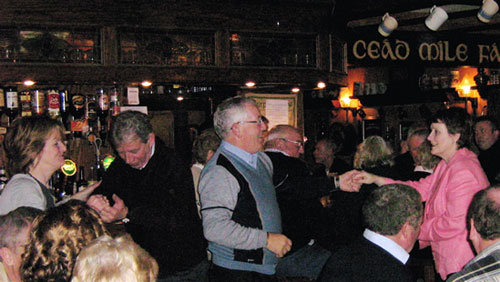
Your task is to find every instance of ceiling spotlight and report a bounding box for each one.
[23,80,35,86]
[478,0,499,23]
[141,80,152,87]
[378,13,398,37]
[245,81,256,88]
[425,6,448,31]
[291,87,300,93]
[176,96,184,101]
[317,82,326,89]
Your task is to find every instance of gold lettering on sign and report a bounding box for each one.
[353,40,367,59]
[367,41,381,59]
[418,41,468,62]
[478,43,500,64]
[456,44,468,62]
[395,40,410,60]
[352,39,410,61]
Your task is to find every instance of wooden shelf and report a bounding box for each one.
[353,87,453,106]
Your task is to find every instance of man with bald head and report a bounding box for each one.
[264,124,358,280]
[447,186,500,281]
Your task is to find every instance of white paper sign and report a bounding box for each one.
[265,99,289,129]
[127,87,140,105]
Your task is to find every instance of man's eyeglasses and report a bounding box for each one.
[237,116,265,125]
[280,138,304,147]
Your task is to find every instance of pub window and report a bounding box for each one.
[230,33,317,68]
[0,27,101,64]
[118,29,215,66]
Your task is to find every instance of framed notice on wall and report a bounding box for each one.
[244,93,303,133]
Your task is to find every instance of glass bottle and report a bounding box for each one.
[5,86,19,124]
[47,89,61,119]
[59,90,70,130]
[0,87,5,120]
[76,166,87,193]
[31,89,46,116]
[71,92,85,120]
[20,90,32,117]
[0,166,8,193]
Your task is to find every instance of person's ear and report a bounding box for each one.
[231,123,243,138]
[494,129,499,140]
[206,150,215,163]
[469,219,478,241]
[0,247,14,266]
[401,221,412,239]
[147,133,155,145]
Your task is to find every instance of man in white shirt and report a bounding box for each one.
[319,183,423,282]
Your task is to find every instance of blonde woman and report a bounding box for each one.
[72,235,158,282]
[326,136,401,252]
[0,116,98,215]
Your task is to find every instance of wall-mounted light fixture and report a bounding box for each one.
[425,5,449,31]
[23,80,35,86]
[378,13,398,37]
[245,81,256,88]
[141,80,152,87]
[478,0,499,22]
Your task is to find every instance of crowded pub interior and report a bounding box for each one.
[1,1,500,281]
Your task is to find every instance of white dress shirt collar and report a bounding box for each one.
[363,228,410,265]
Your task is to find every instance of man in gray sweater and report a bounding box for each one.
[199,96,291,281]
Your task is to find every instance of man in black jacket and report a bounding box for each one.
[88,110,208,281]
[474,116,500,184]
[263,125,359,280]
[319,183,423,282]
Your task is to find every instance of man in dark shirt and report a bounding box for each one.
[319,183,423,282]
[394,128,428,180]
[88,110,208,281]
[474,116,500,184]
[313,137,351,176]
[264,125,337,280]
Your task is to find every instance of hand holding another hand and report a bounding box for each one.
[87,194,128,223]
[339,170,363,192]
[98,194,129,223]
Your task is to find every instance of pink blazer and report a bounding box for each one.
[388,148,489,279]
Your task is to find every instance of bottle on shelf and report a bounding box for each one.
[71,92,85,120]
[19,90,32,117]
[97,88,109,142]
[51,170,65,201]
[85,94,98,122]
[31,89,46,116]
[65,174,76,196]
[5,86,19,125]
[110,86,121,116]
[59,90,70,130]
[76,166,87,193]
[47,89,61,119]
[0,166,8,193]
[0,87,6,121]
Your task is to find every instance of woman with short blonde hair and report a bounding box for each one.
[72,235,158,282]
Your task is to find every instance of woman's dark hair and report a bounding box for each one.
[431,107,472,149]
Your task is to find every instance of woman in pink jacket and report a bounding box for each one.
[357,107,489,280]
